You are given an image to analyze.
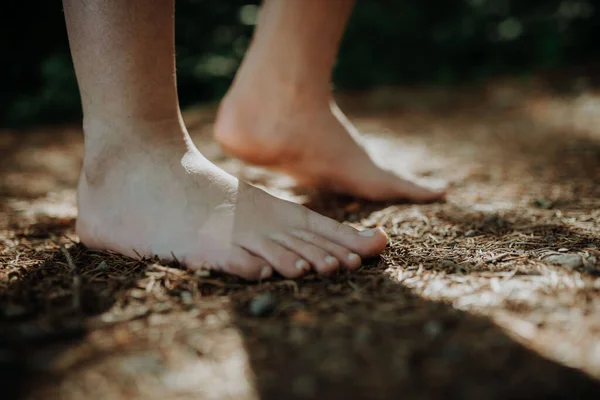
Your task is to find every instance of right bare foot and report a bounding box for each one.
[76,119,388,280]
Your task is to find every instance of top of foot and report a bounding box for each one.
[77,125,388,281]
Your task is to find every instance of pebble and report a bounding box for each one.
[95,261,109,271]
[483,215,499,225]
[424,320,443,338]
[543,253,583,269]
[249,292,277,317]
[534,199,553,209]
[464,230,477,237]
[180,291,193,305]
[441,259,457,268]
[481,215,507,228]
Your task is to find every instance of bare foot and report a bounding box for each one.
[77,119,388,281]
[214,80,445,203]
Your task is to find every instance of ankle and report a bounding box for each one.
[80,115,188,187]
[84,113,189,150]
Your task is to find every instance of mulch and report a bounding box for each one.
[1,76,600,399]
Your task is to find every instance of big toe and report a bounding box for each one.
[306,210,388,258]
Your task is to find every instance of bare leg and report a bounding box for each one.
[64,0,387,280]
[215,0,445,202]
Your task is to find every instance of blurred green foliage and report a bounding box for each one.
[1,0,598,127]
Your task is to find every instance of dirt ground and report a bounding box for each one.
[1,76,600,400]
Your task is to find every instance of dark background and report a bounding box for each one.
[1,0,598,127]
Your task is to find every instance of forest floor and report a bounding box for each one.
[1,76,600,400]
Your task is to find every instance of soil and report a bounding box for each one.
[1,77,600,400]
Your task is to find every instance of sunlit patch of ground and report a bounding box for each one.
[1,77,600,399]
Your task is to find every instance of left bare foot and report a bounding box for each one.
[214,80,445,202]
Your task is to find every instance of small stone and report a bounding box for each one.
[464,230,477,237]
[180,291,193,305]
[482,215,507,228]
[558,248,569,252]
[483,215,498,225]
[424,320,443,338]
[249,293,276,317]
[95,261,109,271]
[441,259,457,268]
[543,253,583,269]
[534,199,553,209]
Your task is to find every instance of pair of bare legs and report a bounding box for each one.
[64,0,444,280]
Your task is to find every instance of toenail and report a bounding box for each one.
[295,259,309,271]
[260,266,272,279]
[325,255,337,266]
[348,253,360,263]
[358,229,375,237]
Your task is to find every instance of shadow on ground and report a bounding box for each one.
[2,237,600,399]
[230,269,600,400]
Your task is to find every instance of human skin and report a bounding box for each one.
[64,0,388,280]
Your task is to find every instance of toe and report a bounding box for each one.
[290,229,363,270]
[305,210,388,258]
[222,247,272,281]
[242,237,309,279]
[271,233,340,275]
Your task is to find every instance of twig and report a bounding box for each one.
[132,249,144,260]
[62,234,79,245]
[170,251,181,266]
[61,244,81,310]
[486,253,510,264]
[149,263,186,276]
[273,280,299,296]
